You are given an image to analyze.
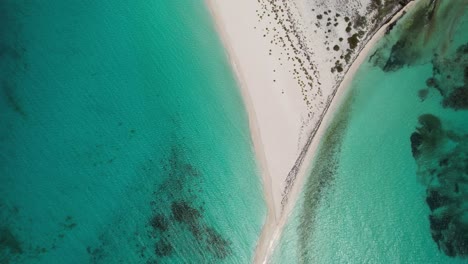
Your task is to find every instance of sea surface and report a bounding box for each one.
[0,1,265,263]
[273,0,468,263]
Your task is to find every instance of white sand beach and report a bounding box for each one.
[206,0,419,262]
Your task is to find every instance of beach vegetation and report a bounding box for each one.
[347,33,359,50]
[344,50,352,64]
[354,14,367,29]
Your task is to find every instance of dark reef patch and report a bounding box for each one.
[0,202,72,262]
[425,190,451,211]
[418,88,429,101]
[150,214,169,232]
[85,142,230,263]
[410,114,468,258]
[383,40,407,72]
[141,144,232,261]
[371,0,467,74]
[87,244,107,264]
[372,2,431,71]
[0,202,23,264]
[410,132,423,158]
[171,201,201,224]
[427,43,468,110]
[0,227,23,263]
[443,87,468,110]
[205,227,232,260]
[154,239,173,257]
[410,114,443,159]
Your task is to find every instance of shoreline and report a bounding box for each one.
[204,0,279,242]
[256,1,420,262]
[205,0,419,263]
[262,1,420,262]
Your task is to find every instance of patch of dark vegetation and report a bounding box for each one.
[171,201,201,224]
[331,60,344,74]
[0,227,23,255]
[347,33,359,50]
[410,132,423,158]
[426,77,437,88]
[0,204,67,262]
[150,214,169,232]
[333,45,340,51]
[410,113,468,258]
[370,0,446,72]
[154,239,173,257]
[426,190,451,211]
[87,245,107,264]
[344,50,352,64]
[143,145,233,261]
[383,40,407,71]
[443,87,468,110]
[367,0,411,31]
[317,14,322,19]
[297,92,355,262]
[205,227,232,259]
[0,227,23,264]
[418,88,429,101]
[410,114,443,158]
[354,15,367,29]
[426,43,468,110]
[429,214,450,231]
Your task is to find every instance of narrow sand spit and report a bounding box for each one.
[206,0,419,262]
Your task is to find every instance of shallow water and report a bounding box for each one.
[0,1,265,263]
[273,1,468,263]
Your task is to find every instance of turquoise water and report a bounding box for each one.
[0,1,265,263]
[273,0,467,263]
